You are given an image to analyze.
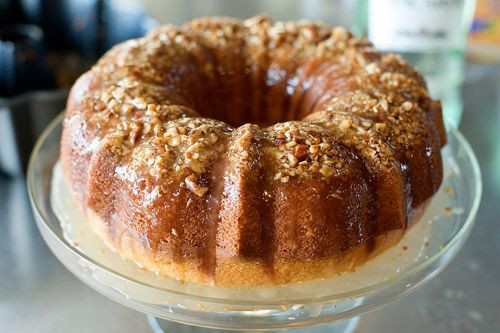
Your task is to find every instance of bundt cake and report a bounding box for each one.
[60,15,446,287]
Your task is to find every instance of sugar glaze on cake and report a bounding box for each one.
[60,16,446,286]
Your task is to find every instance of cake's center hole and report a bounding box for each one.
[192,71,315,128]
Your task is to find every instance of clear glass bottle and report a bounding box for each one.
[353,0,477,128]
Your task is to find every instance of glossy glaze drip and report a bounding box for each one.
[256,159,277,276]
[200,137,229,277]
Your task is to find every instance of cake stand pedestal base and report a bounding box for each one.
[147,315,359,333]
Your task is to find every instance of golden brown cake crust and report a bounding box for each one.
[60,16,445,286]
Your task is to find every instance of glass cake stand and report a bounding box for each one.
[28,113,481,332]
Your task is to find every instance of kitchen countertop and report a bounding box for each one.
[1,62,499,332]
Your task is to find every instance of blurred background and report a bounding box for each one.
[1,0,499,332]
